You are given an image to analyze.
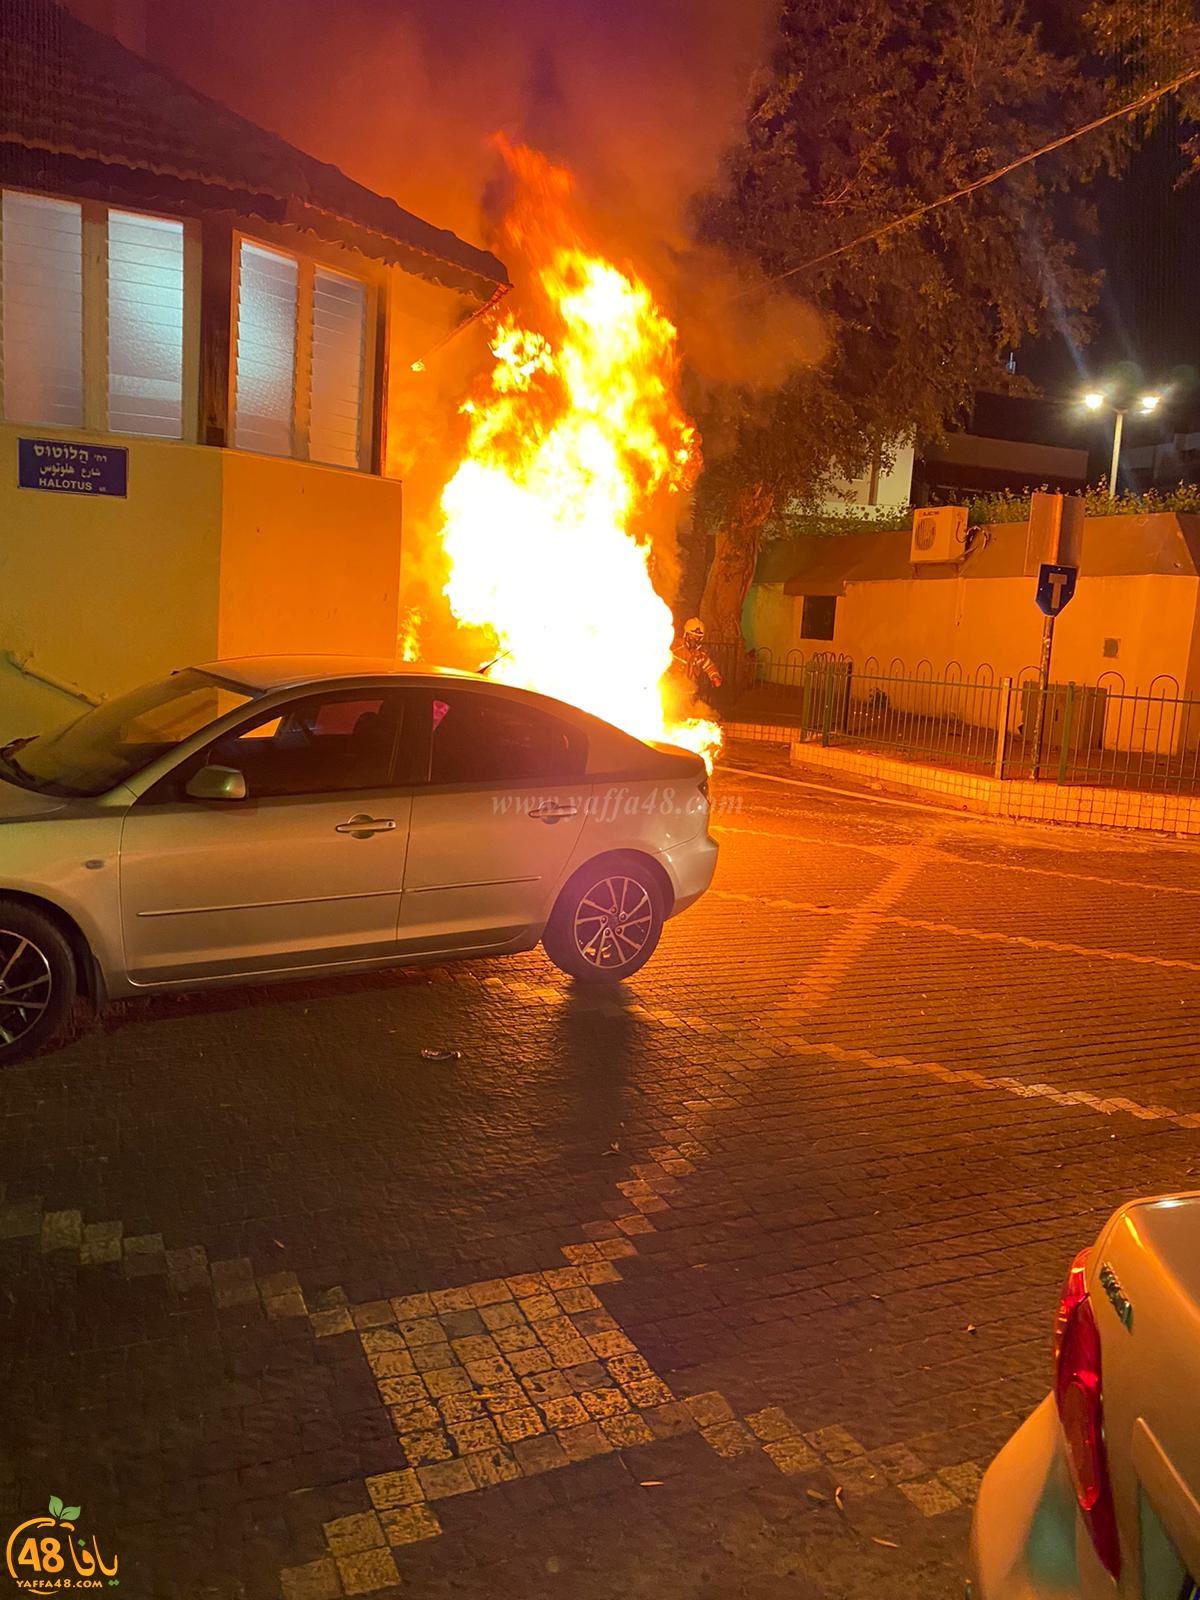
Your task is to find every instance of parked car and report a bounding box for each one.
[0,657,717,1064]
[969,1191,1200,1600]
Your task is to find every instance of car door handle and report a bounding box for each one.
[336,814,396,837]
[529,803,578,823]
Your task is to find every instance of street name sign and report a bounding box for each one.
[17,438,128,497]
[1036,562,1078,616]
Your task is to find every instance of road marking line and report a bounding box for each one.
[710,888,1200,975]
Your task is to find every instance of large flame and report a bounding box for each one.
[435,143,721,767]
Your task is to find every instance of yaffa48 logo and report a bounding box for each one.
[5,1495,119,1590]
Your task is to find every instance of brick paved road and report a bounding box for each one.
[3,742,1199,1599]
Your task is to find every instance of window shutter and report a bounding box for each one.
[233,240,298,456]
[107,210,185,438]
[0,191,84,427]
[307,267,366,468]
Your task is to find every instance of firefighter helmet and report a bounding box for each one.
[683,617,705,641]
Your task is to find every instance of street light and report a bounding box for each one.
[1081,389,1164,495]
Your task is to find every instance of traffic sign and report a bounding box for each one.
[1036,563,1078,616]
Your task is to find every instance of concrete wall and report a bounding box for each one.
[830,572,1198,692]
[0,422,223,739]
[217,452,404,659]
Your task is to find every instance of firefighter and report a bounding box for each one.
[672,617,722,691]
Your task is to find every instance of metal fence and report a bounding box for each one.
[715,644,1200,795]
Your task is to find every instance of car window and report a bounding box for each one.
[427,691,587,785]
[203,692,403,799]
[3,671,255,797]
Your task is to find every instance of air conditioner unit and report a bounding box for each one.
[910,506,968,564]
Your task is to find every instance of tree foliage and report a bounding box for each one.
[690,0,1180,644]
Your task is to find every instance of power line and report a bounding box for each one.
[741,60,1200,293]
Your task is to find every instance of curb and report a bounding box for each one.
[776,737,1200,837]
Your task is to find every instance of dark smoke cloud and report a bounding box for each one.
[148,0,820,644]
[150,0,807,365]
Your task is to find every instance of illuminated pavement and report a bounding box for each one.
[3,743,1200,1598]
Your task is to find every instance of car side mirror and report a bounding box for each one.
[185,764,247,802]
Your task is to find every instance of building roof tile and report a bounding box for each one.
[0,0,509,299]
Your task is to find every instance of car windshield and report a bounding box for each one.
[1,670,255,797]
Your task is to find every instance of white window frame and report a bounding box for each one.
[230,232,377,472]
[0,185,200,440]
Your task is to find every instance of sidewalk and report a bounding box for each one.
[723,719,1200,836]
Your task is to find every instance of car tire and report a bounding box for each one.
[0,900,78,1066]
[543,856,665,983]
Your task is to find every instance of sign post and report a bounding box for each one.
[1029,561,1079,778]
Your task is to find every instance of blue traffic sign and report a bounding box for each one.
[1036,563,1078,616]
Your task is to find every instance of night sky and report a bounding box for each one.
[147,0,1197,468]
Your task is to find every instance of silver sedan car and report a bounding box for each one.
[0,657,718,1064]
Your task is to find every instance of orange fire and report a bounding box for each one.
[434,142,722,767]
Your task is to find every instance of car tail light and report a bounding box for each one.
[1053,1247,1121,1579]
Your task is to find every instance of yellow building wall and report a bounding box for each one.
[829,571,1200,753]
[743,584,801,664]
[833,573,1198,691]
[217,452,404,659]
[0,422,223,737]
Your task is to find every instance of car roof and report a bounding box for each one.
[193,656,484,693]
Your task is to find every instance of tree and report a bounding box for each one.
[690,0,1164,651]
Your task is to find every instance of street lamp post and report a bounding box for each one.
[1083,390,1161,497]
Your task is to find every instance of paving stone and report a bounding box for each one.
[380,1502,441,1545]
[416,1459,475,1500]
[265,1289,309,1320]
[437,1393,487,1426]
[746,1406,800,1443]
[165,1244,209,1290]
[391,1293,435,1319]
[397,1428,453,1466]
[446,1418,500,1453]
[762,1436,821,1475]
[365,1470,425,1511]
[311,1308,354,1337]
[900,1477,965,1516]
[463,1445,522,1488]
[40,1208,82,1252]
[539,1395,589,1430]
[336,1548,399,1595]
[601,1412,655,1449]
[804,1424,868,1465]
[701,1420,757,1459]
[580,1386,630,1419]
[495,1406,546,1443]
[512,1433,570,1475]
[322,1511,385,1556]
[557,1422,614,1462]
[411,1342,455,1372]
[280,1558,342,1600]
[368,1351,417,1379]
[423,1364,471,1398]
[211,1257,258,1308]
[871,1443,928,1484]
[428,1287,474,1315]
[362,1325,408,1354]
[259,1270,301,1298]
[684,1392,735,1428]
[938,1461,985,1501]
[378,1376,428,1409]
[80,1220,123,1265]
[646,1402,698,1439]
[353,1301,395,1330]
[0,1199,41,1239]
[508,1345,554,1377]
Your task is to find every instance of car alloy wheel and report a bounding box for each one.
[0,929,54,1049]
[572,874,655,971]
